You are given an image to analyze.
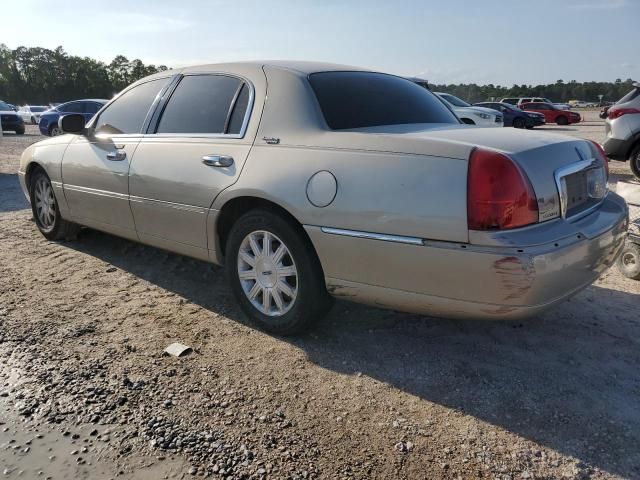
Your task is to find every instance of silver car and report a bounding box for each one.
[603,82,640,179]
[18,62,627,334]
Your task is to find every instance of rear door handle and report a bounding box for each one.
[202,155,234,168]
[106,150,126,161]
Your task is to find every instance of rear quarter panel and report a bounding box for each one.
[215,145,469,243]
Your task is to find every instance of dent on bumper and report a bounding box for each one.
[306,193,628,320]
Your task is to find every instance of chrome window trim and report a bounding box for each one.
[319,226,424,246]
[151,72,255,140]
[553,158,606,220]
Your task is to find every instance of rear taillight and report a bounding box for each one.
[467,148,539,230]
[608,107,640,119]
[590,140,609,179]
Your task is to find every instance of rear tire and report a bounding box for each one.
[630,146,640,181]
[525,125,534,129]
[617,242,640,280]
[15,126,25,135]
[29,168,79,241]
[30,116,36,125]
[225,209,333,335]
[49,125,62,137]
[513,117,525,129]
[556,115,568,126]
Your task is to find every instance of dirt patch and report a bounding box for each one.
[0,121,639,479]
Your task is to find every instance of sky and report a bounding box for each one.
[2,0,638,86]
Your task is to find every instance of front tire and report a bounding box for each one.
[15,126,25,135]
[30,116,36,125]
[630,146,640,180]
[617,242,640,280]
[556,115,568,126]
[225,209,332,335]
[49,125,62,136]
[513,117,525,129]
[29,169,79,241]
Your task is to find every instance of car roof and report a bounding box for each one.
[143,61,372,81]
[61,99,109,103]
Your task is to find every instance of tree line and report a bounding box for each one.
[431,78,636,104]
[0,44,636,105]
[0,45,168,105]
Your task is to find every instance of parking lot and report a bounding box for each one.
[0,114,638,479]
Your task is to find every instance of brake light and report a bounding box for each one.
[590,140,609,179]
[608,107,640,119]
[467,148,539,230]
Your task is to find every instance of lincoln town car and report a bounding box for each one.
[18,62,628,334]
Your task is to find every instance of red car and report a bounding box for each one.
[520,102,581,125]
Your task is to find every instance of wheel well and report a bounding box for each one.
[216,196,307,259]
[24,162,45,194]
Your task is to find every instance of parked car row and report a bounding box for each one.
[501,97,572,110]
[17,61,626,334]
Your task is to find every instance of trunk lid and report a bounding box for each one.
[318,125,605,223]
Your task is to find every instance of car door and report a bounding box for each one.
[128,73,254,260]
[61,77,171,240]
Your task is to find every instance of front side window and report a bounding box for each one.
[94,78,168,135]
[156,75,248,135]
[309,71,458,130]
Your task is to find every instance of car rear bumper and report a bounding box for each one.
[305,193,628,320]
[603,136,633,161]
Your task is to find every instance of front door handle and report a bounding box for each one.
[106,150,126,161]
[202,155,234,168]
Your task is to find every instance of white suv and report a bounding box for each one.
[435,93,503,127]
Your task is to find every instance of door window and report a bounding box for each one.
[94,78,168,135]
[62,102,84,113]
[156,74,249,135]
[84,102,102,115]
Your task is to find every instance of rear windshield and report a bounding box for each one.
[617,87,640,105]
[308,72,459,130]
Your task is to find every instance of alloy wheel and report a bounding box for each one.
[34,176,57,230]
[237,230,298,317]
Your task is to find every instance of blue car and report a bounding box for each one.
[39,99,108,136]
[474,101,545,129]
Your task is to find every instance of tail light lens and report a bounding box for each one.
[608,107,640,119]
[467,148,539,230]
[590,140,609,179]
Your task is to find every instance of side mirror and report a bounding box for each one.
[59,114,86,134]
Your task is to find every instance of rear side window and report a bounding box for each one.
[62,102,84,114]
[309,71,458,130]
[85,102,102,115]
[156,75,247,135]
[94,78,168,135]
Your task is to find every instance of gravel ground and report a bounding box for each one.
[0,113,639,480]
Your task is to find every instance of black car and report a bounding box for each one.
[0,100,25,135]
[474,101,546,129]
